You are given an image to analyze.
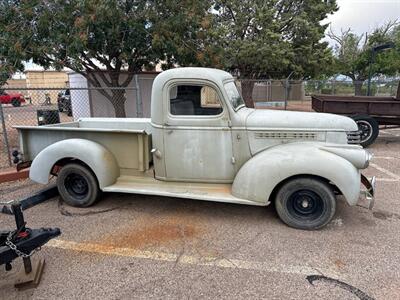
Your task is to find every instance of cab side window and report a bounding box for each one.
[169,85,223,116]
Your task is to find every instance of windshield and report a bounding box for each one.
[224,81,245,110]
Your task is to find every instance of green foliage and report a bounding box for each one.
[0,0,338,109]
[0,0,210,116]
[208,0,337,106]
[329,21,400,95]
[211,0,337,79]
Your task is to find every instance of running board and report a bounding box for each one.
[102,176,265,206]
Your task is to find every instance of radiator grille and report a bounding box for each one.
[347,131,361,144]
[254,132,317,140]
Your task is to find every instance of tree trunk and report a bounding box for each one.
[110,89,127,118]
[354,81,364,96]
[85,72,129,118]
[241,80,255,108]
[396,81,400,100]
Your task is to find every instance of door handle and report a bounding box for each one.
[151,148,162,159]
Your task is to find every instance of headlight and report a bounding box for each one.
[363,150,374,168]
[320,146,373,169]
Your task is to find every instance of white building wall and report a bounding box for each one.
[68,72,91,121]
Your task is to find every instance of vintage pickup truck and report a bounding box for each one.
[15,68,375,230]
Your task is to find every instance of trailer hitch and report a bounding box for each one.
[0,202,61,289]
[1,185,59,215]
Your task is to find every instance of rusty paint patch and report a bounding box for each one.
[334,259,346,269]
[89,213,203,251]
[105,222,198,249]
[0,168,29,184]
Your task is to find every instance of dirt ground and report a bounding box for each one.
[1,124,400,299]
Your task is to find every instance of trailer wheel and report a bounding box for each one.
[11,98,21,107]
[351,115,379,147]
[57,163,101,207]
[275,177,336,230]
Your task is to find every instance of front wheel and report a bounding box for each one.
[275,177,336,230]
[57,163,101,207]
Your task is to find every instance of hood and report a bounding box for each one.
[246,109,358,132]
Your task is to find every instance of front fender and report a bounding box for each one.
[232,143,360,206]
[30,139,119,189]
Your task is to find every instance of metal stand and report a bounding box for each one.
[0,103,12,166]
[11,203,46,290]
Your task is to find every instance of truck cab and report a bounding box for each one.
[15,68,375,230]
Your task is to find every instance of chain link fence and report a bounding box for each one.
[0,78,399,170]
[0,86,140,170]
[304,79,399,97]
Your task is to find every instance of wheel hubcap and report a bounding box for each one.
[287,190,324,220]
[356,120,373,143]
[65,173,89,199]
[301,199,309,208]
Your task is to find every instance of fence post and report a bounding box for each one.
[284,80,288,110]
[0,103,12,166]
[284,72,294,110]
[134,74,143,118]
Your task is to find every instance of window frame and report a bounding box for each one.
[166,80,226,120]
[223,79,246,111]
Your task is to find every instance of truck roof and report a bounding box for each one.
[153,67,234,87]
[151,67,234,124]
[153,67,233,91]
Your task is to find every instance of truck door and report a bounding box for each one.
[162,82,235,182]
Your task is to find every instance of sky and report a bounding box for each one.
[325,0,400,44]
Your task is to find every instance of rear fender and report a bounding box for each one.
[232,143,360,206]
[30,139,119,189]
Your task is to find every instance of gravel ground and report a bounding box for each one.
[0,129,400,299]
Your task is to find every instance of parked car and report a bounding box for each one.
[0,90,25,107]
[312,84,400,147]
[15,68,375,230]
[57,89,72,116]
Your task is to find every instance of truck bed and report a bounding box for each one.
[312,95,400,116]
[15,118,153,173]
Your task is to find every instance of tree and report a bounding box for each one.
[0,0,209,117]
[0,34,24,86]
[328,21,400,95]
[210,0,337,107]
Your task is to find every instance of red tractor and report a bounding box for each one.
[0,90,26,107]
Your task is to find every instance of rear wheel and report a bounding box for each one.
[11,98,21,107]
[275,177,336,230]
[57,163,101,207]
[351,115,379,147]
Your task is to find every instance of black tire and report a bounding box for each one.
[57,163,101,207]
[275,177,336,230]
[58,102,64,112]
[351,115,379,147]
[11,98,21,107]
